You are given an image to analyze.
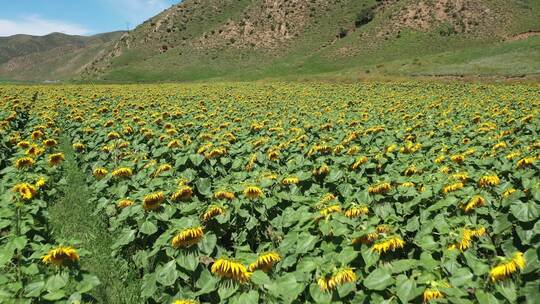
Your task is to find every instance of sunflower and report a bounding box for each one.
[317,268,356,292]
[372,236,405,254]
[450,154,465,163]
[448,226,486,251]
[214,190,235,200]
[248,252,281,272]
[502,188,516,197]
[43,139,58,147]
[143,192,165,211]
[320,204,341,217]
[112,167,133,178]
[41,246,80,266]
[442,182,463,194]
[404,166,419,176]
[351,156,368,170]
[243,186,263,199]
[93,167,108,179]
[423,288,444,302]
[172,227,204,248]
[202,205,226,221]
[434,155,445,163]
[517,157,535,168]
[478,175,500,188]
[462,195,486,213]
[344,206,369,218]
[452,172,469,182]
[117,199,134,208]
[313,164,330,176]
[267,150,280,161]
[26,145,44,157]
[31,130,44,140]
[48,152,65,166]
[211,258,251,282]
[489,252,526,282]
[13,183,37,200]
[352,232,379,245]
[107,132,120,140]
[35,177,47,188]
[282,176,299,186]
[72,143,85,151]
[172,300,198,304]
[368,182,392,195]
[15,157,35,169]
[168,139,181,148]
[171,185,193,201]
[17,140,30,149]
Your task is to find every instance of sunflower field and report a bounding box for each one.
[0,82,539,303]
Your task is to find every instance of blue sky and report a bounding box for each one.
[0,0,179,36]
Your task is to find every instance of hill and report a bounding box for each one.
[80,0,540,82]
[1,0,539,82]
[0,32,124,81]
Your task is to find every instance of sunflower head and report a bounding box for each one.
[112,167,133,178]
[15,157,35,169]
[248,252,281,272]
[344,206,369,218]
[372,236,405,254]
[41,246,80,266]
[214,190,235,200]
[93,167,108,179]
[211,258,251,283]
[202,205,226,221]
[13,183,37,200]
[172,227,204,248]
[171,186,193,201]
[243,186,263,199]
[143,192,165,211]
[48,152,65,166]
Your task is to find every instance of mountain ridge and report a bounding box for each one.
[1,0,539,82]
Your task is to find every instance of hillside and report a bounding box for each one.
[0,32,124,81]
[1,0,539,82]
[80,0,540,82]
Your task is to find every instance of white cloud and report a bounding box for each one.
[106,0,173,26]
[0,15,90,37]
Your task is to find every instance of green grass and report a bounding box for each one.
[48,136,141,304]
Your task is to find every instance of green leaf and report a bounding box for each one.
[195,268,219,296]
[156,260,178,286]
[196,178,212,196]
[363,268,394,290]
[309,283,332,303]
[218,281,239,300]
[510,201,539,222]
[140,220,158,235]
[24,281,44,298]
[112,229,136,249]
[46,274,68,291]
[296,234,318,254]
[176,251,199,271]
[77,274,100,294]
[496,281,516,303]
[250,270,271,286]
[230,290,259,304]
[396,276,416,304]
[449,268,473,287]
[476,290,500,303]
[141,273,157,299]
[189,154,204,166]
[42,290,66,301]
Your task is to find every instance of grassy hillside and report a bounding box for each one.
[0,32,124,81]
[81,0,540,82]
[0,0,539,82]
